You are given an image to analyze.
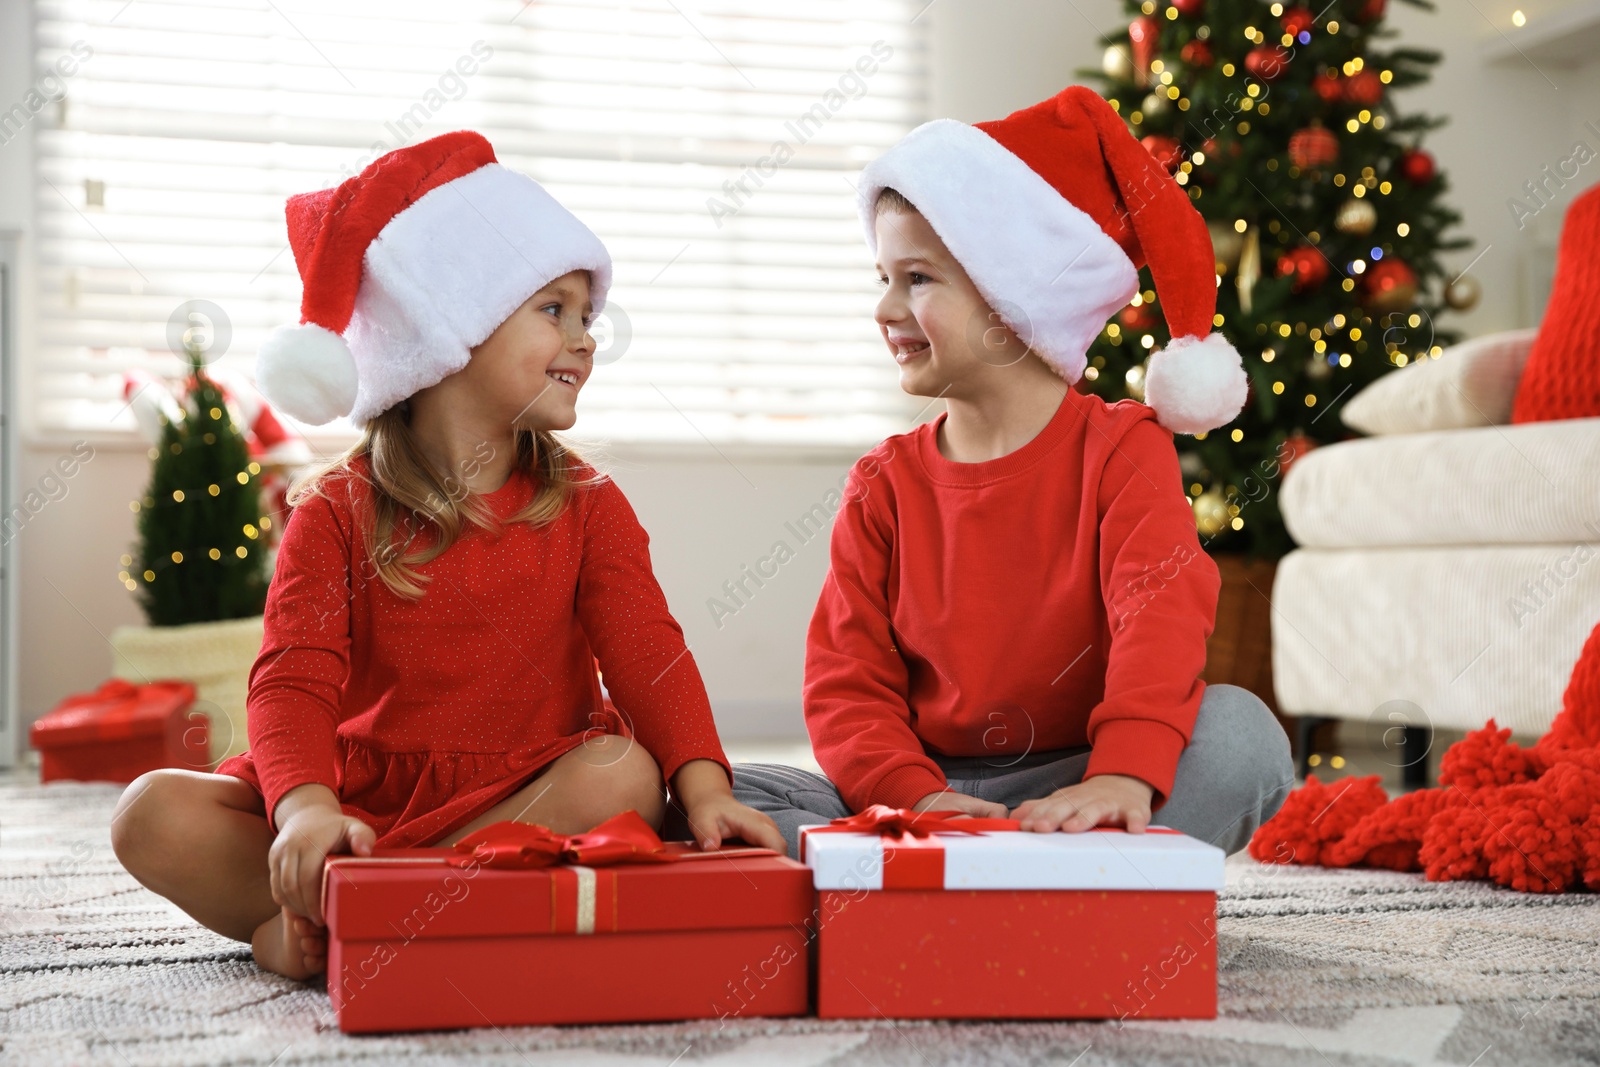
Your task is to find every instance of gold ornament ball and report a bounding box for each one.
[1193,489,1230,538]
[1124,361,1148,402]
[1103,42,1136,81]
[1335,198,1377,236]
[1445,274,1481,310]
[1208,220,1244,272]
[1142,91,1171,120]
[1307,354,1333,381]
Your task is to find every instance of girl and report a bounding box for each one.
[110,131,783,981]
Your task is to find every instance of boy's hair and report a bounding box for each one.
[289,413,604,599]
[873,186,918,216]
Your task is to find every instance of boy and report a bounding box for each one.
[733,86,1293,857]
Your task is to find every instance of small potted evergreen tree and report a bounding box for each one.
[110,343,271,764]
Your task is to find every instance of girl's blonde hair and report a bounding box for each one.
[288,404,605,599]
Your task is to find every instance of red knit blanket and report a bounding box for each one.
[1249,617,1600,893]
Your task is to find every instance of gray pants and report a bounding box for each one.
[732,683,1294,858]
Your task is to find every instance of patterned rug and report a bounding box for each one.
[3,772,1597,1066]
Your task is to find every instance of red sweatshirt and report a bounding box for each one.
[241,456,728,831]
[804,387,1219,813]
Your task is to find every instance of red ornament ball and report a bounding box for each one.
[1356,0,1387,22]
[1289,126,1339,169]
[1170,0,1205,15]
[1343,69,1384,106]
[1119,301,1159,333]
[1400,148,1437,184]
[1312,71,1343,103]
[1363,258,1418,311]
[1276,246,1330,293]
[1276,432,1317,480]
[1139,135,1190,173]
[1201,137,1242,161]
[1280,6,1316,37]
[1141,134,1184,173]
[1180,38,1214,67]
[1244,44,1291,81]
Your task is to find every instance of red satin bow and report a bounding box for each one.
[824,804,1021,838]
[799,805,1022,880]
[446,809,672,869]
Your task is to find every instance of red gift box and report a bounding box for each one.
[321,812,814,1033]
[800,807,1226,1022]
[29,679,204,784]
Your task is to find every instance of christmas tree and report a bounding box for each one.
[1084,0,1473,559]
[125,347,270,626]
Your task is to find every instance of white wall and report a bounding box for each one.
[1384,0,1600,331]
[6,0,1597,753]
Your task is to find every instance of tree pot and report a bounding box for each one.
[1202,554,1286,734]
[109,615,264,766]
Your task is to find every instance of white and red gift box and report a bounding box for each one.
[799,807,1226,1021]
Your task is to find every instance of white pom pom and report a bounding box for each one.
[1144,332,1249,435]
[255,323,359,426]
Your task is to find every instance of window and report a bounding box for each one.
[30,0,929,445]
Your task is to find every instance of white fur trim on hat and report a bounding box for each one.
[256,323,360,426]
[1144,332,1249,435]
[342,163,613,425]
[856,119,1139,383]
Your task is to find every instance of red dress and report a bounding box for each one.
[217,456,728,848]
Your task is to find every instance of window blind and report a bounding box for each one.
[31,0,930,445]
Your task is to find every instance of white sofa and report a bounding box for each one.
[1270,328,1600,783]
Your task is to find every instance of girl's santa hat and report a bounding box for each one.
[856,85,1248,435]
[256,130,613,426]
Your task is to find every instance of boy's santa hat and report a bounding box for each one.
[256,130,612,426]
[857,85,1247,435]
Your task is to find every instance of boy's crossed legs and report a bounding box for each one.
[732,683,1295,858]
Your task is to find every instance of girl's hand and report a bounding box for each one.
[672,759,786,854]
[269,786,376,926]
[911,790,1010,820]
[1010,773,1155,834]
[683,792,787,855]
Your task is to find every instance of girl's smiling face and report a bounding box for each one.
[455,269,597,432]
[872,207,1031,400]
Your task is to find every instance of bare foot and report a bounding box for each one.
[251,906,328,980]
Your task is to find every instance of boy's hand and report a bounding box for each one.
[911,790,1009,820]
[1011,774,1154,834]
[683,792,787,855]
[269,785,375,926]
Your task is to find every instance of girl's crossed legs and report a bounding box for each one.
[109,733,663,980]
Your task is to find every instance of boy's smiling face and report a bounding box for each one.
[873,205,1031,399]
